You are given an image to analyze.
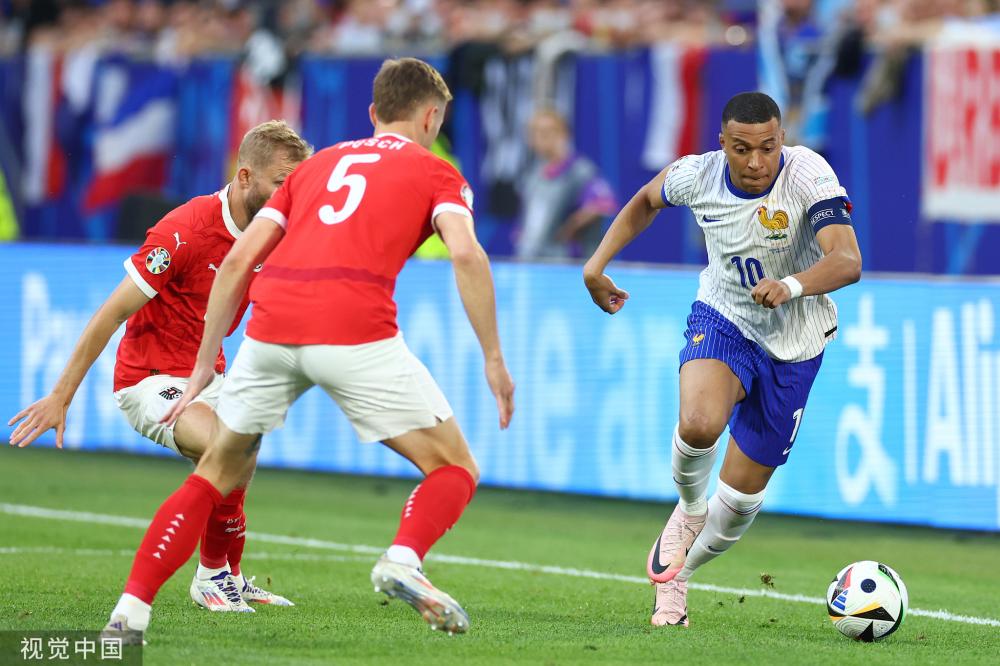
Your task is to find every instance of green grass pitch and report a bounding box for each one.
[1,447,998,665]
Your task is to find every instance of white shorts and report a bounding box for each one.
[216,333,453,443]
[113,373,225,454]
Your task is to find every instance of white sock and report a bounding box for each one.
[385,545,421,569]
[110,593,151,631]
[232,572,246,589]
[672,426,717,516]
[196,563,229,580]
[677,479,765,581]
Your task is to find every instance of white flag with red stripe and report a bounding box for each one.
[642,44,706,172]
[83,59,177,212]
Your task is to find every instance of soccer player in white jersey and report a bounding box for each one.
[583,92,862,627]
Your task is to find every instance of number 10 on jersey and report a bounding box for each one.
[731,255,765,288]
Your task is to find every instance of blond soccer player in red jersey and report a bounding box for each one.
[9,121,312,613]
[100,58,515,640]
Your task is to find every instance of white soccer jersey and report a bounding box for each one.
[661,145,851,362]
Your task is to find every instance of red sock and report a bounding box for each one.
[392,465,476,560]
[226,493,247,577]
[199,488,246,571]
[124,474,222,604]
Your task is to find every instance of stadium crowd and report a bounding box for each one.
[0,0,997,253]
[3,0,995,60]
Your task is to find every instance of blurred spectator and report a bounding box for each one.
[0,0,747,58]
[758,0,838,150]
[516,108,616,261]
[311,0,390,54]
[835,0,997,113]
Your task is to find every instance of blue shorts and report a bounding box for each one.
[678,301,823,467]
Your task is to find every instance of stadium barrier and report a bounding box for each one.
[3,242,998,531]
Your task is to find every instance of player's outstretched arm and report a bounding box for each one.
[582,167,669,314]
[8,278,150,448]
[750,224,862,309]
[435,211,515,430]
[161,217,284,426]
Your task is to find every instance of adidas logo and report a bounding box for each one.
[403,487,420,519]
[152,513,185,560]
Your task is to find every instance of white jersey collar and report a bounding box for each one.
[374,132,412,143]
[219,184,242,239]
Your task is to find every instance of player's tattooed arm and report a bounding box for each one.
[8,278,150,448]
[751,224,862,309]
[582,166,669,314]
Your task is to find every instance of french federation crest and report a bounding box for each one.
[757,206,789,240]
[145,247,171,274]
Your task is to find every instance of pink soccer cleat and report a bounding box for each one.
[651,579,689,627]
[646,505,706,584]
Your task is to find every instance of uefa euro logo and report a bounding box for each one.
[145,247,171,275]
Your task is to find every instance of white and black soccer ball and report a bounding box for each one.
[826,560,908,642]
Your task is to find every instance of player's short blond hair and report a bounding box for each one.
[372,57,452,124]
[237,120,312,170]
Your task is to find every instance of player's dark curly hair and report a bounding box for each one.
[721,92,782,128]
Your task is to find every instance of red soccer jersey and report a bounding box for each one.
[247,133,474,345]
[114,186,251,391]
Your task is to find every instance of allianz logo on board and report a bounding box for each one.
[836,293,1000,516]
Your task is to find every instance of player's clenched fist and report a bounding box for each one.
[750,278,792,309]
[583,271,630,314]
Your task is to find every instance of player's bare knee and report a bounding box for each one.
[678,412,726,448]
[195,432,260,495]
[174,440,204,462]
[419,451,479,483]
[455,456,480,484]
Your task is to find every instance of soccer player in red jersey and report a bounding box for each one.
[9,120,312,613]
[102,57,515,639]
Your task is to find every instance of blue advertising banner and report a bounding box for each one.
[1,243,998,531]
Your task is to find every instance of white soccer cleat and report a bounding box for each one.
[190,571,255,613]
[100,614,145,646]
[371,556,470,634]
[239,575,295,606]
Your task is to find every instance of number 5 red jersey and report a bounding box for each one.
[248,133,474,345]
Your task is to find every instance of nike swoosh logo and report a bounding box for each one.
[703,217,722,223]
[650,535,670,575]
[706,545,724,554]
[782,446,792,455]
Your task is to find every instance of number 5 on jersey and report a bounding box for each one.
[319,153,382,225]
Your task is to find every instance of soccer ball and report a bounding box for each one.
[826,560,908,641]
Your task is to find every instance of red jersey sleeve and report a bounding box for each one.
[428,157,474,227]
[123,216,195,298]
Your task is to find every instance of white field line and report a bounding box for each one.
[2,502,998,629]
[0,546,371,564]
